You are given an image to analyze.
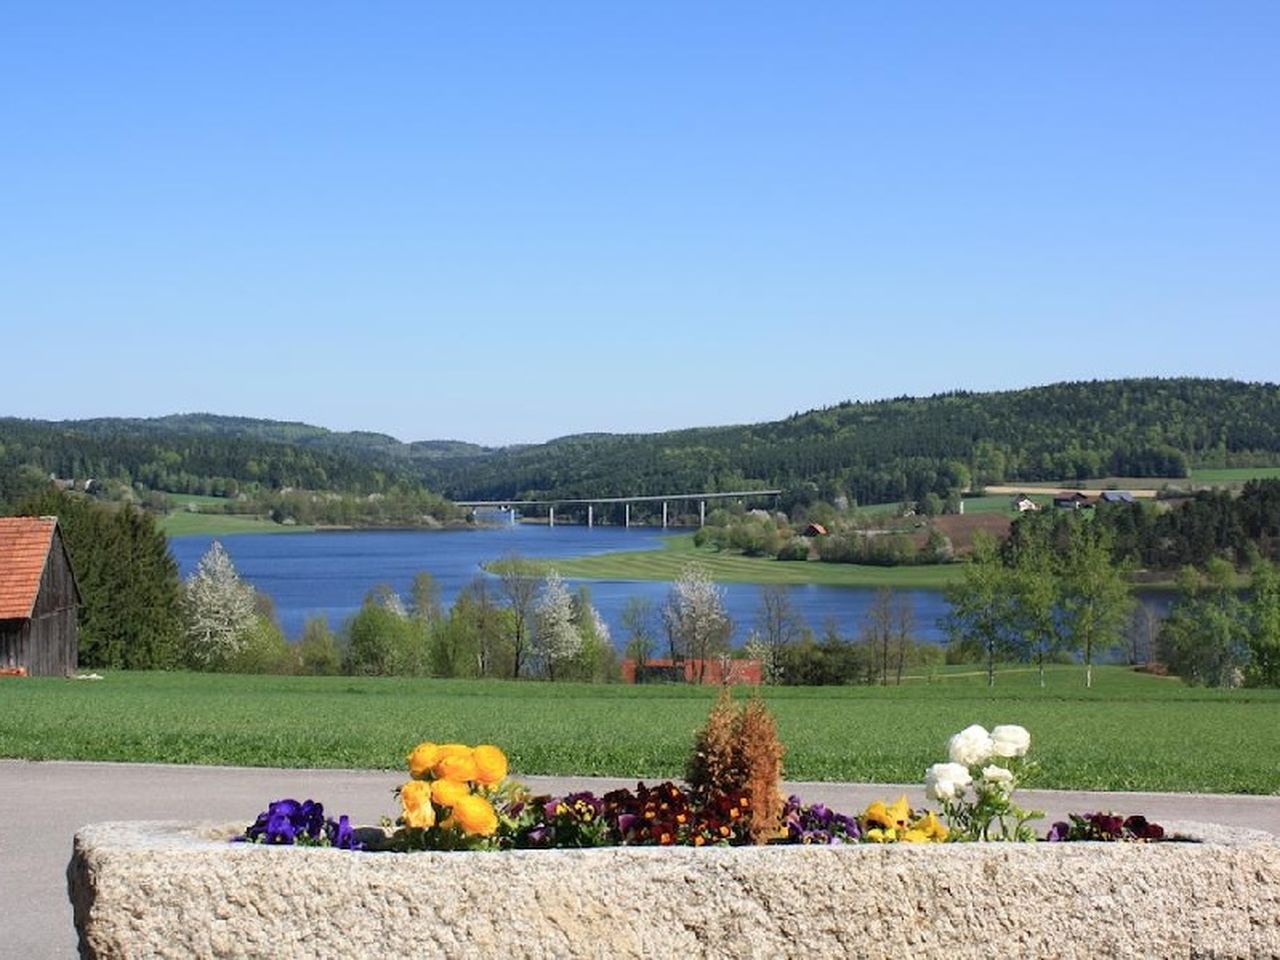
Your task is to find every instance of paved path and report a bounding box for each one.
[5,759,1280,958]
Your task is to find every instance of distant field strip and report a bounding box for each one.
[161,512,314,537]
[536,535,963,588]
[1189,467,1280,483]
[2,667,1277,793]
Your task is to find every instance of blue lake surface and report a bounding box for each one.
[168,525,956,646]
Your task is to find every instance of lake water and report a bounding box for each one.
[168,525,954,647]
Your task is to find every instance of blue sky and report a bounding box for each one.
[3,2,1277,445]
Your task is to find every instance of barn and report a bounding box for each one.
[0,516,81,676]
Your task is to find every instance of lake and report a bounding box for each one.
[168,525,954,646]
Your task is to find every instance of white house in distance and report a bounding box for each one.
[1012,494,1039,513]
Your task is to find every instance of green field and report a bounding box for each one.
[3,668,1278,793]
[1189,467,1280,484]
[161,511,315,536]
[533,534,963,588]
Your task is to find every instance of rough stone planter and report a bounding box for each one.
[70,820,1280,959]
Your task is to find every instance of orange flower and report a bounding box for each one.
[434,749,478,783]
[431,778,471,810]
[400,780,436,829]
[407,742,443,780]
[472,744,508,785]
[450,793,498,837]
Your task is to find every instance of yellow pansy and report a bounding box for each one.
[912,811,949,842]
[863,795,913,832]
[400,780,436,830]
[863,801,894,830]
[472,744,508,785]
[451,793,499,837]
[406,742,443,780]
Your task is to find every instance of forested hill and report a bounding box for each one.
[0,414,467,507]
[417,378,1280,505]
[4,379,1279,512]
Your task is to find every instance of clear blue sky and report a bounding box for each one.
[3,2,1277,445]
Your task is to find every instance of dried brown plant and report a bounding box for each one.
[685,690,786,844]
[685,688,742,803]
[738,695,786,843]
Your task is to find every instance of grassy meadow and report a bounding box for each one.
[161,495,314,536]
[1188,466,1280,485]
[3,667,1278,794]
[161,511,315,536]
[533,534,964,588]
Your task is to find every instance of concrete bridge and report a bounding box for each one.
[454,489,782,528]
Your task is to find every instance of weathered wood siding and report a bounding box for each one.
[5,528,80,676]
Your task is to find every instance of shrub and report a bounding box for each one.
[686,691,786,844]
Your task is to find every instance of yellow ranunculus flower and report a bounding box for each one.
[435,749,479,783]
[407,742,443,780]
[472,744,508,785]
[431,777,471,809]
[451,793,499,837]
[400,780,436,830]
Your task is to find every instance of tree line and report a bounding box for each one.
[419,378,1280,504]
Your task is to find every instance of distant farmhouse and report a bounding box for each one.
[0,517,81,676]
[1012,494,1039,513]
[1052,491,1093,510]
[1099,490,1137,504]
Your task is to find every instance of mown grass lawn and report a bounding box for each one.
[532,534,964,589]
[3,667,1278,794]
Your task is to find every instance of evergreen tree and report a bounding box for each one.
[17,487,182,669]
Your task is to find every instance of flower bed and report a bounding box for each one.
[63,702,1280,956]
[69,818,1280,959]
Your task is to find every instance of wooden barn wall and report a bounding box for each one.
[0,619,24,670]
[21,529,80,676]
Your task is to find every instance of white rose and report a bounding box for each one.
[990,725,1031,758]
[981,765,1015,793]
[925,762,972,801]
[947,724,995,767]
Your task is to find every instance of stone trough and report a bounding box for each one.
[69,820,1280,959]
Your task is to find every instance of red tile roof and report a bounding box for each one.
[0,517,57,619]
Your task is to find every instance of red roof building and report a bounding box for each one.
[0,517,81,676]
[620,658,763,686]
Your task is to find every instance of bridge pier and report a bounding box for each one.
[549,506,555,528]
[625,503,630,528]
[588,504,593,528]
[699,500,706,527]
[662,501,668,529]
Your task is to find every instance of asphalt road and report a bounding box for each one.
[5,759,1279,958]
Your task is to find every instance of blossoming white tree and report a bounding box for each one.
[182,541,257,669]
[533,570,582,679]
[662,564,732,683]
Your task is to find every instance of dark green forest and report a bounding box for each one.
[3,378,1279,515]
[418,378,1280,505]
